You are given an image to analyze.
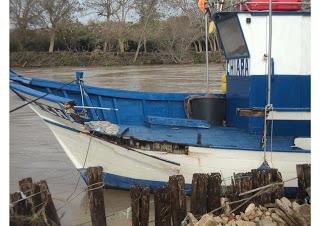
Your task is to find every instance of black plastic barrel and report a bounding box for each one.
[186,95,226,126]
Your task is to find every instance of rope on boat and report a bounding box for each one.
[65,131,95,202]
[10,79,77,113]
[55,131,96,213]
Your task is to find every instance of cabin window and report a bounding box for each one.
[213,13,250,59]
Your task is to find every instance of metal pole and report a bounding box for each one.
[264,0,272,161]
[267,0,272,105]
[205,12,209,94]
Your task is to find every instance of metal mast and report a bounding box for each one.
[205,9,209,94]
[263,0,273,163]
[267,0,272,106]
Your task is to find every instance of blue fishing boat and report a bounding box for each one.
[10,0,310,196]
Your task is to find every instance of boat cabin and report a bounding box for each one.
[212,8,310,137]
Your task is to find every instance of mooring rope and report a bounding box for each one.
[10,189,49,206]
[65,131,95,203]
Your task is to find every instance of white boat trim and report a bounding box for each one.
[267,111,310,120]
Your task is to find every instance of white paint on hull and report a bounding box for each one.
[30,103,310,188]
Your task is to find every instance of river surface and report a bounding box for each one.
[10,64,225,226]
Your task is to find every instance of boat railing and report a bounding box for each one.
[212,0,311,13]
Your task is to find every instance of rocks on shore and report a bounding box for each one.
[185,197,310,226]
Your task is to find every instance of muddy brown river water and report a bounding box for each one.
[10,64,225,226]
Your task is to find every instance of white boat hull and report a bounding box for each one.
[28,101,310,194]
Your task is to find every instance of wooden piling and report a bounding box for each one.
[31,183,43,212]
[11,178,61,226]
[154,187,171,226]
[169,175,186,226]
[86,166,107,226]
[191,173,208,218]
[296,164,311,204]
[130,185,150,226]
[232,172,252,213]
[130,186,141,226]
[10,192,32,226]
[19,177,33,197]
[38,180,61,226]
[251,168,283,205]
[140,187,150,226]
[207,173,222,212]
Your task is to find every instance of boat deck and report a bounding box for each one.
[118,124,307,153]
[10,72,310,153]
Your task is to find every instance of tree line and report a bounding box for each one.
[10,0,222,63]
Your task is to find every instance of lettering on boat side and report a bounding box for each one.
[227,58,250,76]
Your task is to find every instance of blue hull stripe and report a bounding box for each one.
[78,169,297,197]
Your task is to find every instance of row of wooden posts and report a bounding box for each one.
[10,164,310,226]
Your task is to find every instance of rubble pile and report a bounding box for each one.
[185,197,310,226]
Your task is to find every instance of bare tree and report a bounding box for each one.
[38,0,79,53]
[10,0,40,50]
[86,0,134,53]
[155,0,204,63]
[132,0,158,62]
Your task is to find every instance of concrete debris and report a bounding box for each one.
[195,214,219,226]
[186,198,310,226]
[187,212,199,226]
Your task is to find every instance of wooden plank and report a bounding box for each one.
[237,108,265,117]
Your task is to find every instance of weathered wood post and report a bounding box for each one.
[207,173,222,213]
[38,180,61,226]
[140,187,150,226]
[18,177,33,214]
[190,173,208,218]
[130,185,150,226]
[169,175,186,226]
[11,178,61,226]
[130,186,141,226]
[270,168,284,201]
[296,164,311,204]
[10,192,32,226]
[86,167,107,226]
[232,172,252,213]
[154,187,171,226]
[19,177,33,197]
[251,168,283,205]
[31,183,43,212]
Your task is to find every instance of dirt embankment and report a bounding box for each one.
[10,51,225,67]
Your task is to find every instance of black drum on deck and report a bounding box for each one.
[184,95,226,126]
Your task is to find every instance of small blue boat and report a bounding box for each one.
[10,3,310,196]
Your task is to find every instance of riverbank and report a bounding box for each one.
[10,51,225,68]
